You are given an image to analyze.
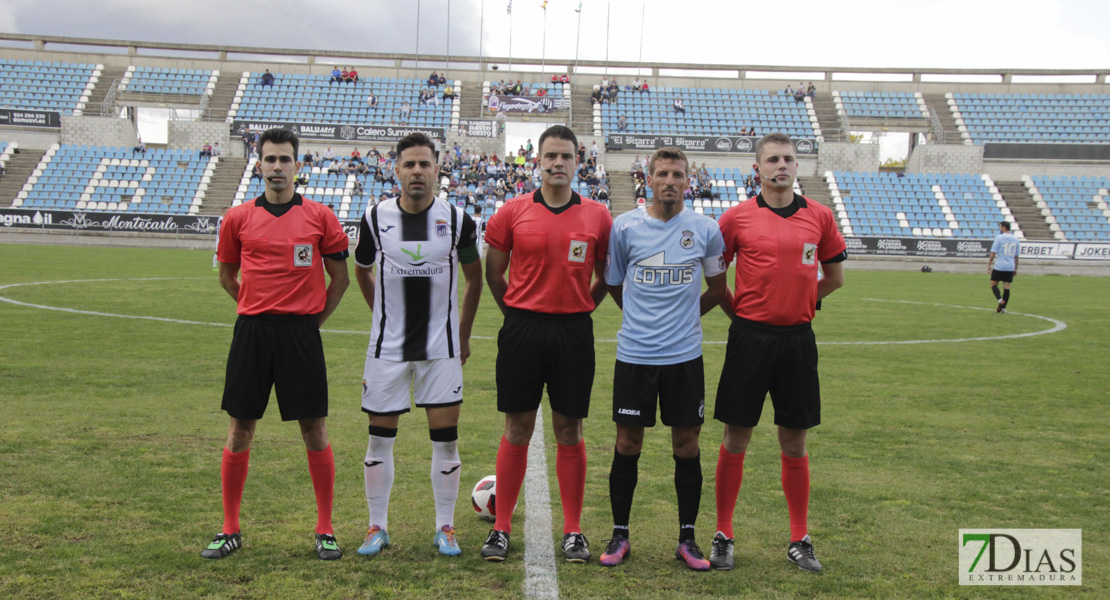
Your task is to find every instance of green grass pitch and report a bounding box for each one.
[0,243,1106,599]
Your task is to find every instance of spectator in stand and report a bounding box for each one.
[133,138,146,155]
[366,93,378,109]
[377,163,396,185]
[794,87,805,103]
[806,82,816,98]
[673,97,686,114]
[437,74,447,86]
[560,74,570,84]
[241,129,252,156]
[739,126,749,136]
[303,150,315,166]
[418,88,430,105]
[259,70,274,87]
[346,68,359,84]
[351,148,362,163]
[399,102,412,119]
[590,141,599,160]
[591,87,603,105]
[352,179,364,197]
[250,161,263,180]
[536,87,547,98]
[749,127,758,137]
[330,66,343,84]
[324,147,335,161]
[552,74,562,83]
[212,143,222,157]
[618,114,628,132]
[632,77,642,92]
[784,84,794,96]
[641,80,650,94]
[200,142,213,158]
[442,84,457,101]
[578,144,587,164]
[341,67,350,82]
[428,71,440,87]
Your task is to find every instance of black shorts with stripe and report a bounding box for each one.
[612,357,705,428]
[495,308,595,419]
[990,269,1014,283]
[713,317,821,430]
[222,313,329,421]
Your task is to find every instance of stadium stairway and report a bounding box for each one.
[204,157,248,214]
[996,180,1053,240]
[86,66,128,115]
[609,169,637,215]
[205,73,240,122]
[796,175,838,216]
[458,86,482,120]
[921,94,962,143]
[0,149,45,207]
[569,85,595,137]
[810,93,843,141]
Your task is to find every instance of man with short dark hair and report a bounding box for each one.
[259,69,274,88]
[710,133,846,573]
[599,147,726,570]
[203,128,350,561]
[480,125,613,563]
[354,133,483,558]
[988,221,1020,312]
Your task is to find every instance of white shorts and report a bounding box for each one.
[361,357,464,416]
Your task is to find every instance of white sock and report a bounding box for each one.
[430,439,461,530]
[364,433,396,531]
[212,253,218,269]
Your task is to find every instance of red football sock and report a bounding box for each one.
[307,445,336,535]
[714,445,745,539]
[494,436,529,533]
[220,447,250,534]
[556,441,587,534]
[781,453,810,542]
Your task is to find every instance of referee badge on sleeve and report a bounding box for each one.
[294,244,313,267]
[568,239,588,263]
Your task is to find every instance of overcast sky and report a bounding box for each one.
[2,0,1109,71]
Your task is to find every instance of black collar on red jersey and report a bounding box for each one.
[756,193,806,219]
[255,193,303,218]
[533,189,581,215]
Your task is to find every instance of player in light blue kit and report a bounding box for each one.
[598,147,727,570]
[988,221,1020,313]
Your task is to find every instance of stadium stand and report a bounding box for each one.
[949,93,1110,144]
[12,144,216,214]
[826,171,1017,239]
[599,87,817,139]
[834,91,930,120]
[230,73,456,128]
[0,58,100,116]
[119,66,218,96]
[1024,175,1110,242]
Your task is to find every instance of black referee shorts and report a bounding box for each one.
[496,308,595,419]
[714,317,820,430]
[222,313,329,422]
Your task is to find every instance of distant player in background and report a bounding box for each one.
[988,221,1020,313]
[599,147,726,570]
[480,125,613,563]
[353,133,483,558]
[203,128,350,561]
[710,133,846,573]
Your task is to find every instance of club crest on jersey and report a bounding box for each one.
[294,244,313,267]
[435,218,449,238]
[802,243,817,265]
[568,239,588,263]
[680,230,694,249]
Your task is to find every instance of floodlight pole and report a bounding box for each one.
[414,0,421,80]
[604,1,610,78]
[446,0,451,78]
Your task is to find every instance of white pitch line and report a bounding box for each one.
[523,410,559,600]
[0,282,1067,347]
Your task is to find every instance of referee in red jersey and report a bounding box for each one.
[479,125,613,563]
[708,133,846,572]
[202,128,350,561]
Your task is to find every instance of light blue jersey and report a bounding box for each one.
[990,232,1020,271]
[606,207,726,365]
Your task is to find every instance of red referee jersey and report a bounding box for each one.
[217,194,349,315]
[484,190,612,314]
[719,194,846,326]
